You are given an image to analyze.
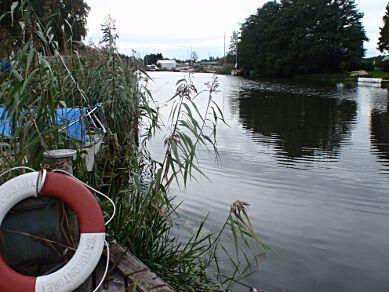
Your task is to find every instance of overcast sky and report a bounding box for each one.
[85,0,387,60]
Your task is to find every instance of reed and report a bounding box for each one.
[0,2,267,290]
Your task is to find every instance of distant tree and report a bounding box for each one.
[228,31,239,56]
[228,31,240,65]
[191,51,198,63]
[144,53,163,65]
[378,2,389,53]
[238,0,367,75]
[0,0,90,51]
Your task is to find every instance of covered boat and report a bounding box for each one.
[0,104,107,171]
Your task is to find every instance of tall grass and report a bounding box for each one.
[0,1,267,290]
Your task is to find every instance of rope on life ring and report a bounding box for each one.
[0,171,106,292]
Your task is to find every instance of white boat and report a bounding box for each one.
[231,62,238,76]
[358,77,383,84]
[145,64,159,71]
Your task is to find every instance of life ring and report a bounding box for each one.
[0,171,106,292]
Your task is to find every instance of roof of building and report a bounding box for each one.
[157,60,177,64]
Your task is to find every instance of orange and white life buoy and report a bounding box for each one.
[0,171,106,292]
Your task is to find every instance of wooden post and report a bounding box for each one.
[43,149,77,174]
[43,149,100,291]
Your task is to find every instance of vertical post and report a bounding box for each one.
[42,149,94,289]
[224,32,227,66]
[43,149,77,174]
[43,149,79,253]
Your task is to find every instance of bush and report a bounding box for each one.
[0,3,267,290]
[216,63,234,75]
[381,60,389,72]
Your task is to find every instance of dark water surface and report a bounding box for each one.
[148,72,389,292]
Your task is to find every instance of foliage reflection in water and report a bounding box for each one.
[149,72,389,292]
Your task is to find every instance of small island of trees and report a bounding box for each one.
[236,0,368,76]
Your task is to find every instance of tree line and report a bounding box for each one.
[236,0,369,76]
[378,2,389,54]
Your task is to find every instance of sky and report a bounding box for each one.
[85,0,387,60]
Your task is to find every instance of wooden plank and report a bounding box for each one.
[107,244,174,292]
[95,259,126,292]
[107,270,126,292]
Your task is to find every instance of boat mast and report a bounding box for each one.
[224,32,227,65]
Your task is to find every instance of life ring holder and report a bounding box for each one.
[0,170,106,292]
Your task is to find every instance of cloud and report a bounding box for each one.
[85,0,387,59]
[356,0,386,57]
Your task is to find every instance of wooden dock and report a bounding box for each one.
[78,243,173,292]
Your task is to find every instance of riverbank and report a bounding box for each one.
[365,71,389,80]
[291,73,357,83]
[0,4,265,289]
[245,71,389,84]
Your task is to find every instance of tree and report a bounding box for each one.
[0,0,90,51]
[229,31,239,56]
[228,30,240,66]
[237,2,280,72]
[378,2,389,53]
[143,53,163,65]
[191,51,198,63]
[238,0,367,75]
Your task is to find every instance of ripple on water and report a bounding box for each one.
[148,72,389,291]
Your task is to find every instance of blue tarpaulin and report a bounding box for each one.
[56,107,88,142]
[0,107,12,138]
[0,105,101,142]
[0,61,11,73]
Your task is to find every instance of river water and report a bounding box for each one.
[148,72,389,292]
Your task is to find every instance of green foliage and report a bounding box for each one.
[217,63,235,75]
[0,0,90,51]
[228,30,239,68]
[365,70,389,79]
[378,2,389,53]
[238,0,367,76]
[363,56,389,72]
[229,31,239,57]
[144,53,163,65]
[382,60,389,72]
[0,2,266,290]
[191,51,198,63]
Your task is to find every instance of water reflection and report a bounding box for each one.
[148,73,389,291]
[237,89,357,159]
[370,91,389,164]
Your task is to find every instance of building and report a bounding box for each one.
[199,61,220,73]
[146,64,158,71]
[157,60,177,70]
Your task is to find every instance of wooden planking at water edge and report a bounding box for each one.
[98,243,174,292]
